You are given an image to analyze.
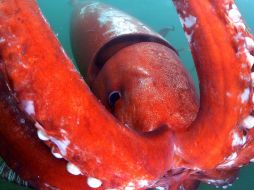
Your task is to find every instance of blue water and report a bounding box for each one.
[1,0,254,189]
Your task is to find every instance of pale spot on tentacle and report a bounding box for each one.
[20,118,25,124]
[242,115,254,129]
[207,179,228,185]
[66,162,81,176]
[240,88,250,103]
[182,15,197,28]
[245,37,254,50]
[49,137,70,156]
[124,187,134,190]
[35,122,43,129]
[227,152,237,160]
[217,159,235,168]
[0,37,6,43]
[226,92,232,97]
[217,152,238,169]
[138,180,148,188]
[246,51,254,67]
[186,31,194,43]
[228,8,241,23]
[156,187,165,190]
[51,147,63,159]
[37,129,49,141]
[232,132,246,146]
[44,183,59,190]
[87,177,102,188]
[22,100,35,115]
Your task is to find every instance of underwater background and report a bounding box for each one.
[0,0,253,189]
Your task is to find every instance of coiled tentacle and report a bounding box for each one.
[173,0,254,170]
[0,0,175,188]
[0,73,94,190]
[0,0,253,189]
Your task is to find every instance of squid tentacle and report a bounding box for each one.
[0,0,254,189]
[0,73,96,190]
[0,0,174,189]
[173,0,254,170]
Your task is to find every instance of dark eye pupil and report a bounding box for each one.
[108,91,121,107]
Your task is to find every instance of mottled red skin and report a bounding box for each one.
[73,0,252,188]
[0,73,97,190]
[173,0,253,169]
[0,0,254,190]
[171,0,254,187]
[87,0,254,188]
[92,42,199,132]
[72,2,199,189]
[0,0,173,189]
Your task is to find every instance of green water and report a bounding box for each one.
[1,0,254,189]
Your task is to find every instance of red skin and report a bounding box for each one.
[0,0,173,189]
[0,0,254,189]
[171,0,254,187]
[172,0,254,170]
[0,74,95,190]
[73,0,253,188]
[92,42,199,132]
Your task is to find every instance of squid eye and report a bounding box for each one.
[108,91,121,107]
